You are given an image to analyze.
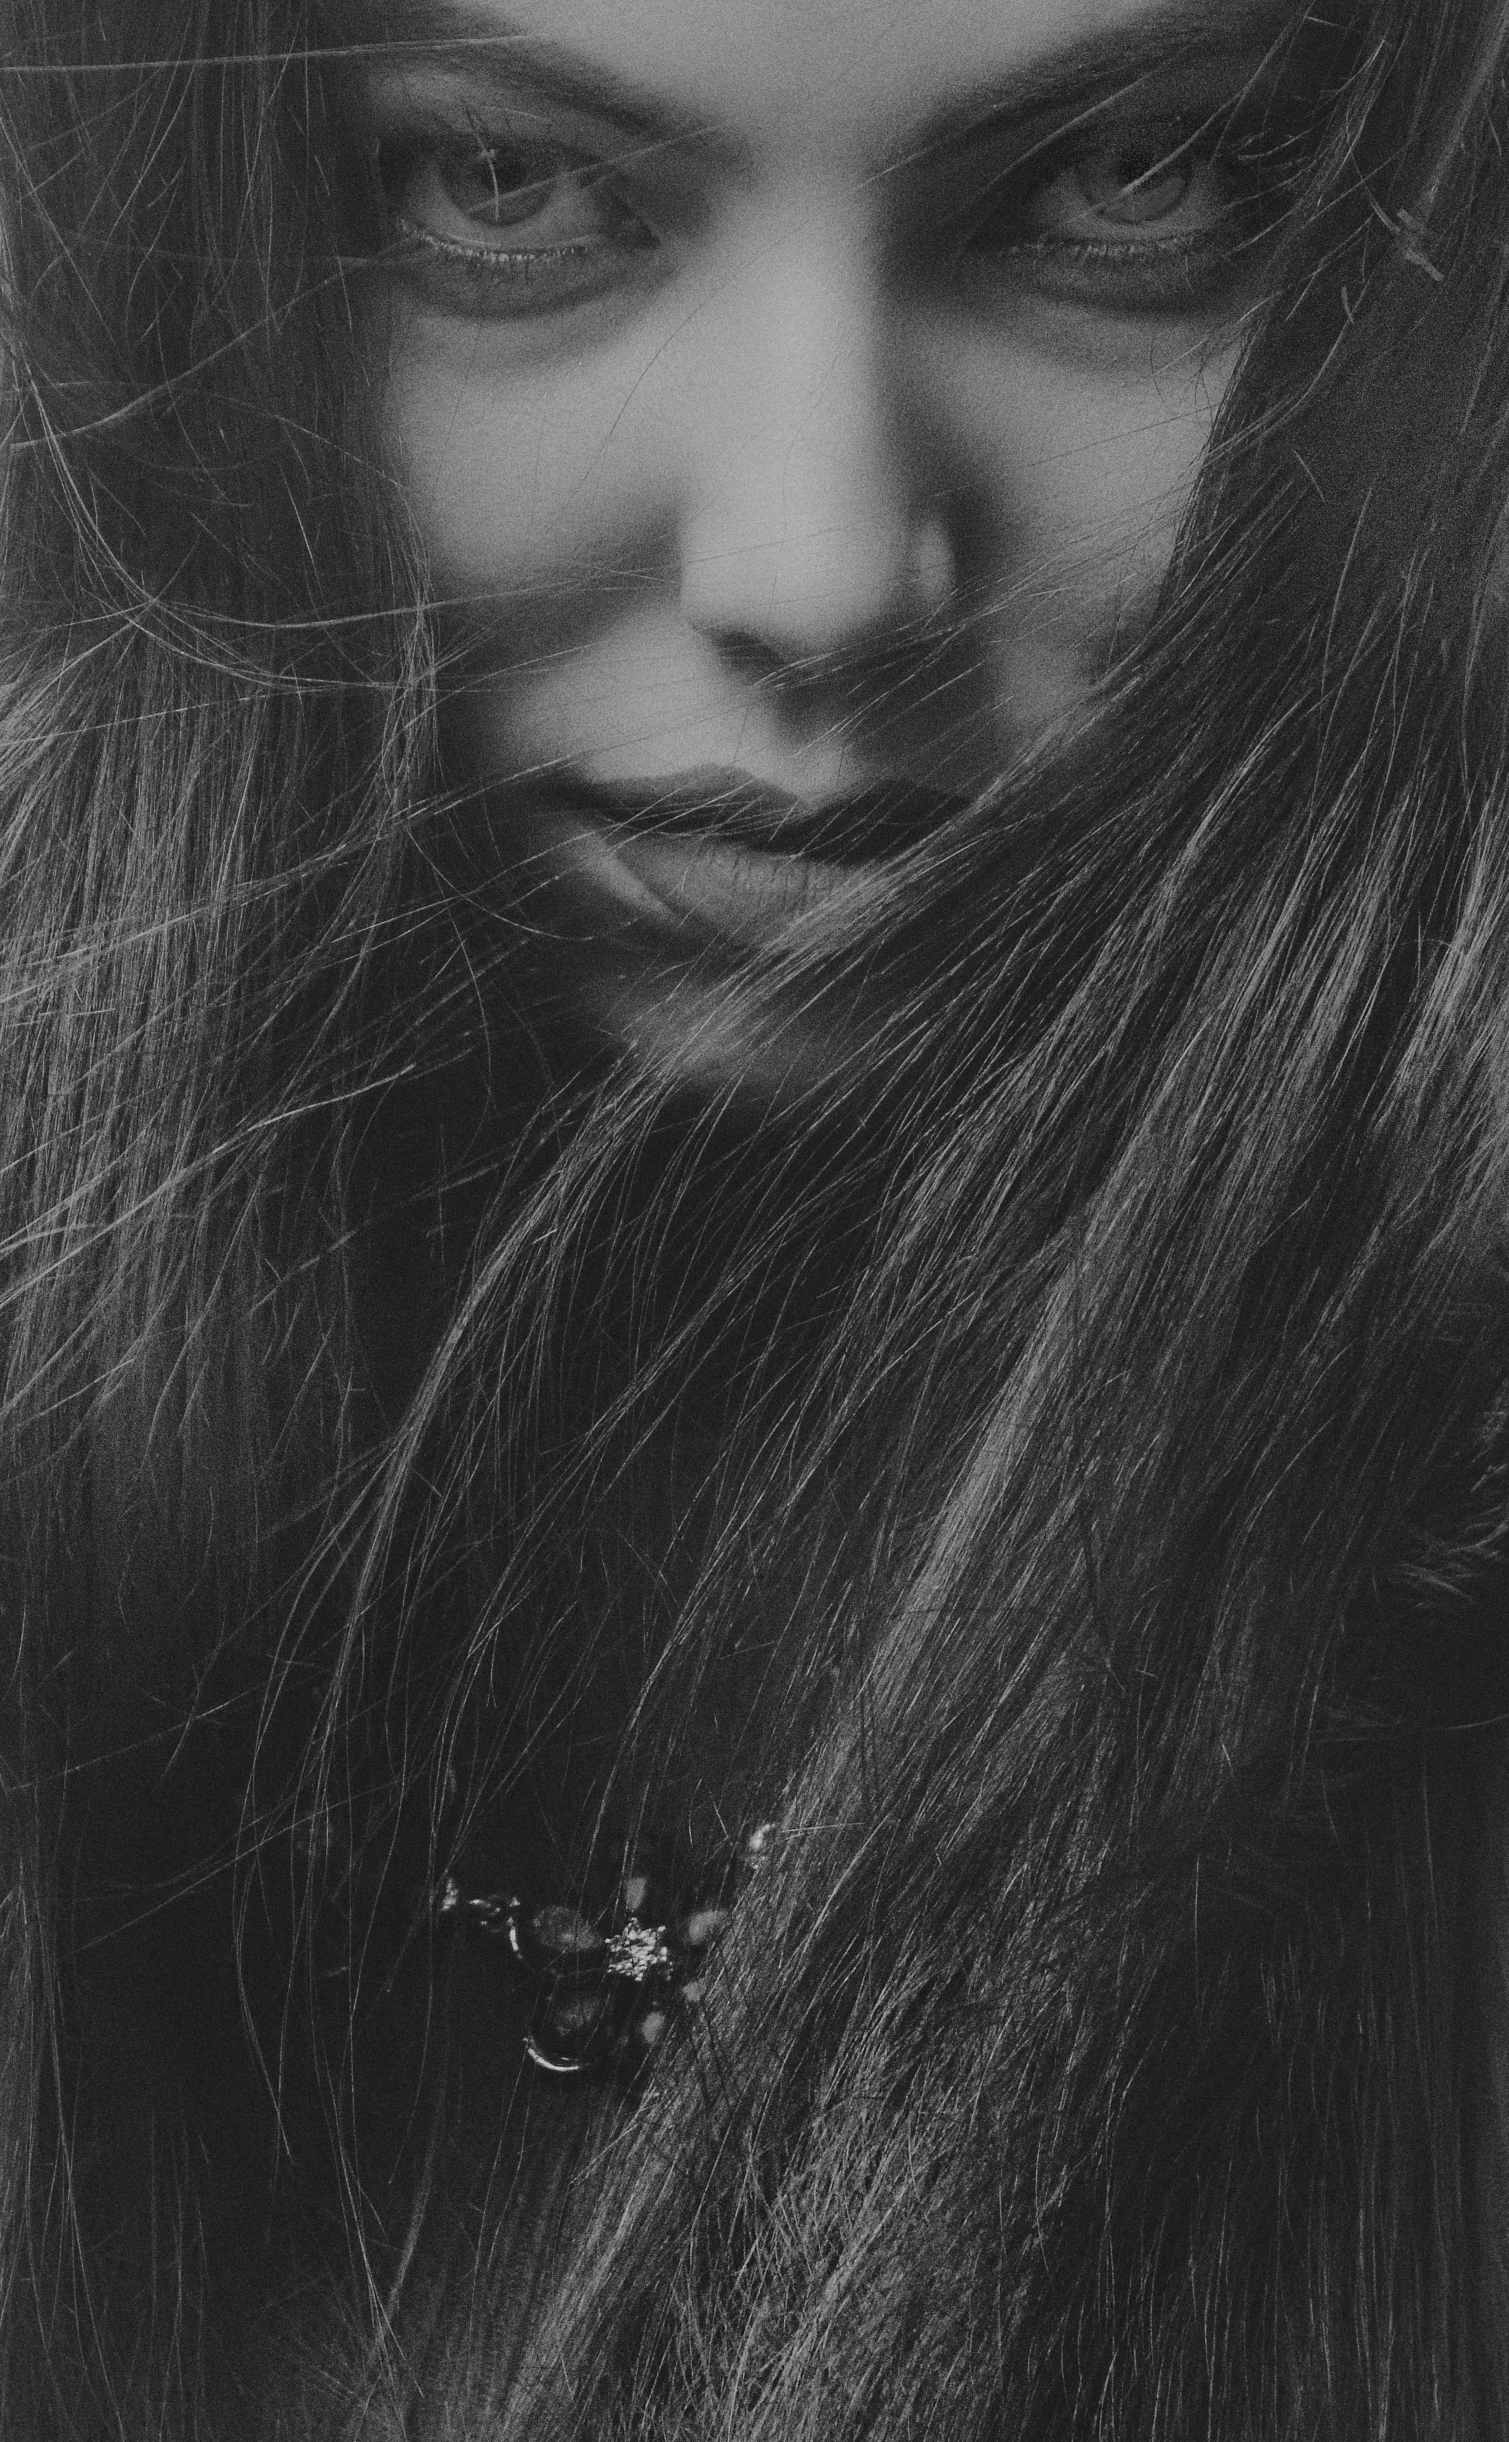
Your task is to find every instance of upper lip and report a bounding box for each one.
[537,766,973,867]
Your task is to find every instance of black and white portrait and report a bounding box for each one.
[1,2,1505,2433]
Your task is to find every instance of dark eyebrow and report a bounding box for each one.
[910,1,1314,158]
[338,3,725,145]
[337,0,1313,157]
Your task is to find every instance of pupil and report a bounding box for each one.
[1081,152,1192,226]
[452,147,552,225]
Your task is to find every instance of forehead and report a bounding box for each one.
[347,0,1299,152]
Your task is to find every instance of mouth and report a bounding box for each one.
[546,768,972,866]
[511,767,973,946]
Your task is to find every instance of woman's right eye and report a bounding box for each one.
[377,132,660,318]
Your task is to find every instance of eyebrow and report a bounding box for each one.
[341,3,723,143]
[909,2,1313,161]
[339,0,1311,155]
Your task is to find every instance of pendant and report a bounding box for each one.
[437,1823,774,2085]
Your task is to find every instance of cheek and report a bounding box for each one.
[380,311,680,603]
[922,315,1239,623]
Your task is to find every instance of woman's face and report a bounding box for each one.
[356,0,1297,1062]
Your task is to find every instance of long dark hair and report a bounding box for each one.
[0,2,443,2428]
[2,0,1509,2435]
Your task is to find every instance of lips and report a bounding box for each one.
[498,764,973,951]
[539,767,973,869]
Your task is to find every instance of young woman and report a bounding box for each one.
[2,0,1507,2433]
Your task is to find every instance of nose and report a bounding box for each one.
[676,193,951,667]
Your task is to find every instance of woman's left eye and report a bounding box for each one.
[965,127,1282,315]
[378,133,658,317]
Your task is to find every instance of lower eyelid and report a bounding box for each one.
[963,224,1231,277]
[384,213,663,322]
[1029,223,1229,258]
[392,226,613,302]
[959,221,1265,314]
[394,212,596,260]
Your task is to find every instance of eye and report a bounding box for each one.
[964,120,1291,316]
[377,129,660,318]
[1037,146,1212,235]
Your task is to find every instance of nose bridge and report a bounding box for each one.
[676,186,929,655]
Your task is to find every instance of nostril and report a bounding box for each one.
[701,627,807,689]
[679,508,958,672]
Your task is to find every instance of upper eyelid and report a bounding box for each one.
[368,113,736,231]
[356,65,741,180]
[387,122,663,187]
[886,94,1307,232]
[887,50,1308,185]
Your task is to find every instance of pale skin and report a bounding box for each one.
[353,0,1301,1057]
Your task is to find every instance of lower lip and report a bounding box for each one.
[521,806,867,946]
[612,825,852,937]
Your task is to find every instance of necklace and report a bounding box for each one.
[437,1821,775,2086]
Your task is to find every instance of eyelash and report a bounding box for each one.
[373,111,1300,325]
[387,213,631,311]
[963,121,1305,311]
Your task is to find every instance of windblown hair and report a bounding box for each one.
[2,0,1509,2436]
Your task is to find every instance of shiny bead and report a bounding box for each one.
[437,1822,779,2088]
